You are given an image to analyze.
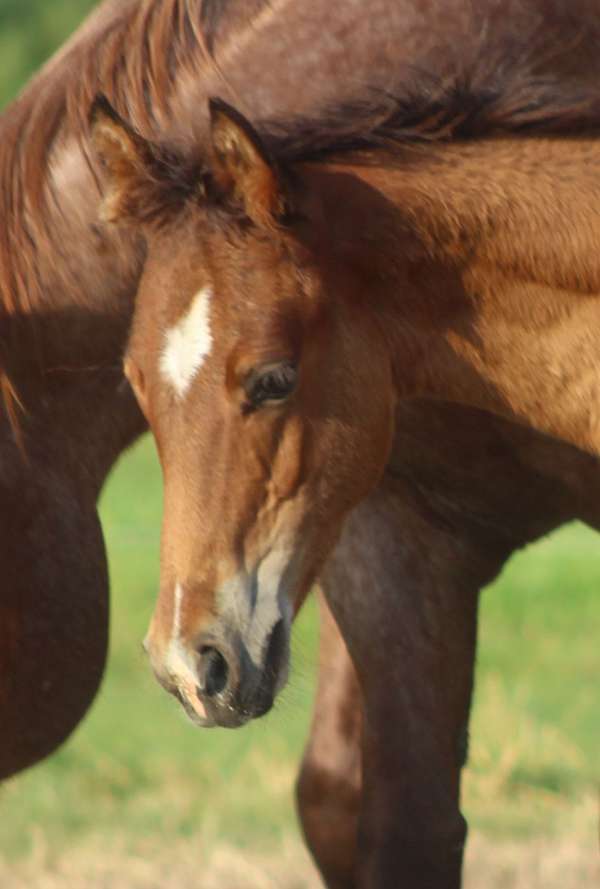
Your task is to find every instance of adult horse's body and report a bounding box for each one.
[95,6,600,887]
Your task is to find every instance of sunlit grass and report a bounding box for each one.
[464,523,600,840]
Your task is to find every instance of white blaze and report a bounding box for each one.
[172,580,184,639]
[165,582,206,721]
[160,286,213,397]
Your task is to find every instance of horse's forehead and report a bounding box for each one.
[159,285,214,399]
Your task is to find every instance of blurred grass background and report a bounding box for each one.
[0,0,97,108]
[1,3,599,886]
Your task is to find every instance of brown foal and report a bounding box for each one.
[91,17,600,887]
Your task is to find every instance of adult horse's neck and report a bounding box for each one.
[335,137,600,453]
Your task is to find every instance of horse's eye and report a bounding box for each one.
[244,361,298,410]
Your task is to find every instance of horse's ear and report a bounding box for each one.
[208,98,286,228]
[89,95,154,225]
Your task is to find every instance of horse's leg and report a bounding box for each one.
[296,592,362,889]
[0,468,108,778]
[319,485,507,889]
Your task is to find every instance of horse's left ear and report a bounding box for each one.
[208,98,286,228]
[89,95,162,227]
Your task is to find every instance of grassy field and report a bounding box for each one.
[0,437,598,887]
[0,0,97,108]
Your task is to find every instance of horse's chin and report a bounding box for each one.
[184,699,255,730]
[176,679,269,730]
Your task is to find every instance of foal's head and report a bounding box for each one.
[91,98,396,727]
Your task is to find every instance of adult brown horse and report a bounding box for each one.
[92,9,600,887]
[0,0,440,778]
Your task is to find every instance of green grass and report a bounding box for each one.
[1,435,598,878]
[0,0,97,108]
[464,524,600,841]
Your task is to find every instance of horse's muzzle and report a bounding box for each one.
[193,617,289,728]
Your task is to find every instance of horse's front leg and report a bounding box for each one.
[319,485,496,889]
[296,592,362,889]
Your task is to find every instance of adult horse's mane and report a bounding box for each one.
[0,0,236,319]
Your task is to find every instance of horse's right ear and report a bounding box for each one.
[208,98,287,228]
[89,96,154,225]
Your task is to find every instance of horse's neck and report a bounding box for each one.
[355,139,600,453]
[388,138,600,292]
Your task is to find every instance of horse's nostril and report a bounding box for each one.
[199,646,229,698]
